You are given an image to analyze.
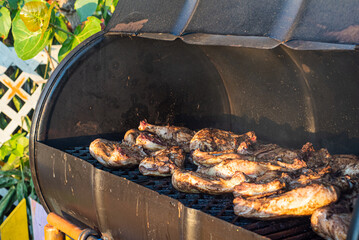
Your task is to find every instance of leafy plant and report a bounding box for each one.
[0,132,35,221]
[0,0,118,61]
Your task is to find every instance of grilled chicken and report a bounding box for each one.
[311,187,358,240]
[172,169,246,194]
[135,132,167,151]
[196,159,282,178]
[192,149,238,166]
[138,120,195,152]
[139,147,185,176]
[190,128,256,152]
[245,143,307,171]
[233,166,332,198]
[233,183,339,219]
[233,180,286,198]
[123,129,141,145]
[192,143,307,171]
[89,138,147,168]
[311,205,351,240]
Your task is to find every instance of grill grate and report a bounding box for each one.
[65,146,323,240]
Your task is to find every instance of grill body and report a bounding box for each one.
[30,2,359,239]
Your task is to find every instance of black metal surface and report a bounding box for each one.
[107,0,359,50]
[64,145,322,240]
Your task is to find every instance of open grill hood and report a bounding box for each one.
[30,1,359,239]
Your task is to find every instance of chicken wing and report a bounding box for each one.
[172,169,246,194]
[138,120,195,152]
[233,183,339,219]
[89,138,147,168]
[189,128,256,152]
[139,147,185,176]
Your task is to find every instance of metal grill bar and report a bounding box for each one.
[65,146,322,240]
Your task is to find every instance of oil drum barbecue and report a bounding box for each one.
[30,1,359,239]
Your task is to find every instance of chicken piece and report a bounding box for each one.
[89,138,147,168]
[311,188,358,240]
[138,120,195,152]
[233,166,332,199]
[189,128,256,152]
[196,159,282,178]
[233,180,286,198]
[135,132,167,151]
[123,129,141,145]
[192,149,238,167]
[332,154,359,177]
[139,147,185,176]
[193,143,307,171]
[233,183,339,219]
[244,143,307,171]
[172,169,246,194]
[311,206,351,240]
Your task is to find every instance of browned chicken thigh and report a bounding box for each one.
[196,159,282,178]
[135,132,167,151]
[89,138,147,168]
[233,183,339,219]
[138,120,195,152]
[139,147,185,176]
[190,128,256,152]
[172,169,246,194]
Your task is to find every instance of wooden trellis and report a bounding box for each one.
[0,42,60,144]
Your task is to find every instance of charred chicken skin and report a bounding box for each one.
[135,132,167,151]
[311,186,358,240]
[192,143,307,172]
[139,147,185,176]
[172,169,246,194]
[123,129,141,145]
[89,138,147,168]
[138,120,195,152]
[196,159,282,179]
[233,183,339,219]
[189,128,256,152]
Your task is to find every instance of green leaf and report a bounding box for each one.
[0,7,11,39]
[16,180,27,202]
[20,1,47,32]
[22,116,32,132]
[54,15,67,44]
[0,186,17,221]
[12,11,53,60]
[0,177,18,188]
[75,0,98,22]
[58,16,101,61]
[2,154,21,170]
[41,1,55,39]
[12,95,22,112]
[0,169,21,177]
[7,0,18,10]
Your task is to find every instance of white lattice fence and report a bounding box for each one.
[0,42,61,144]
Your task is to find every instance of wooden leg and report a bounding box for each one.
[44,224,65,240]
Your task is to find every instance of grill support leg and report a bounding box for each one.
[45,212,99,240]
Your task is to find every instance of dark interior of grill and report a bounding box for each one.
[31,34,359,239]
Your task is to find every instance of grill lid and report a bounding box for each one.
[106,0,359,50]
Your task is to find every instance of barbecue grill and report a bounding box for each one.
[30,1,359,239]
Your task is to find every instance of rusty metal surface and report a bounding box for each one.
[106,0,359,50]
